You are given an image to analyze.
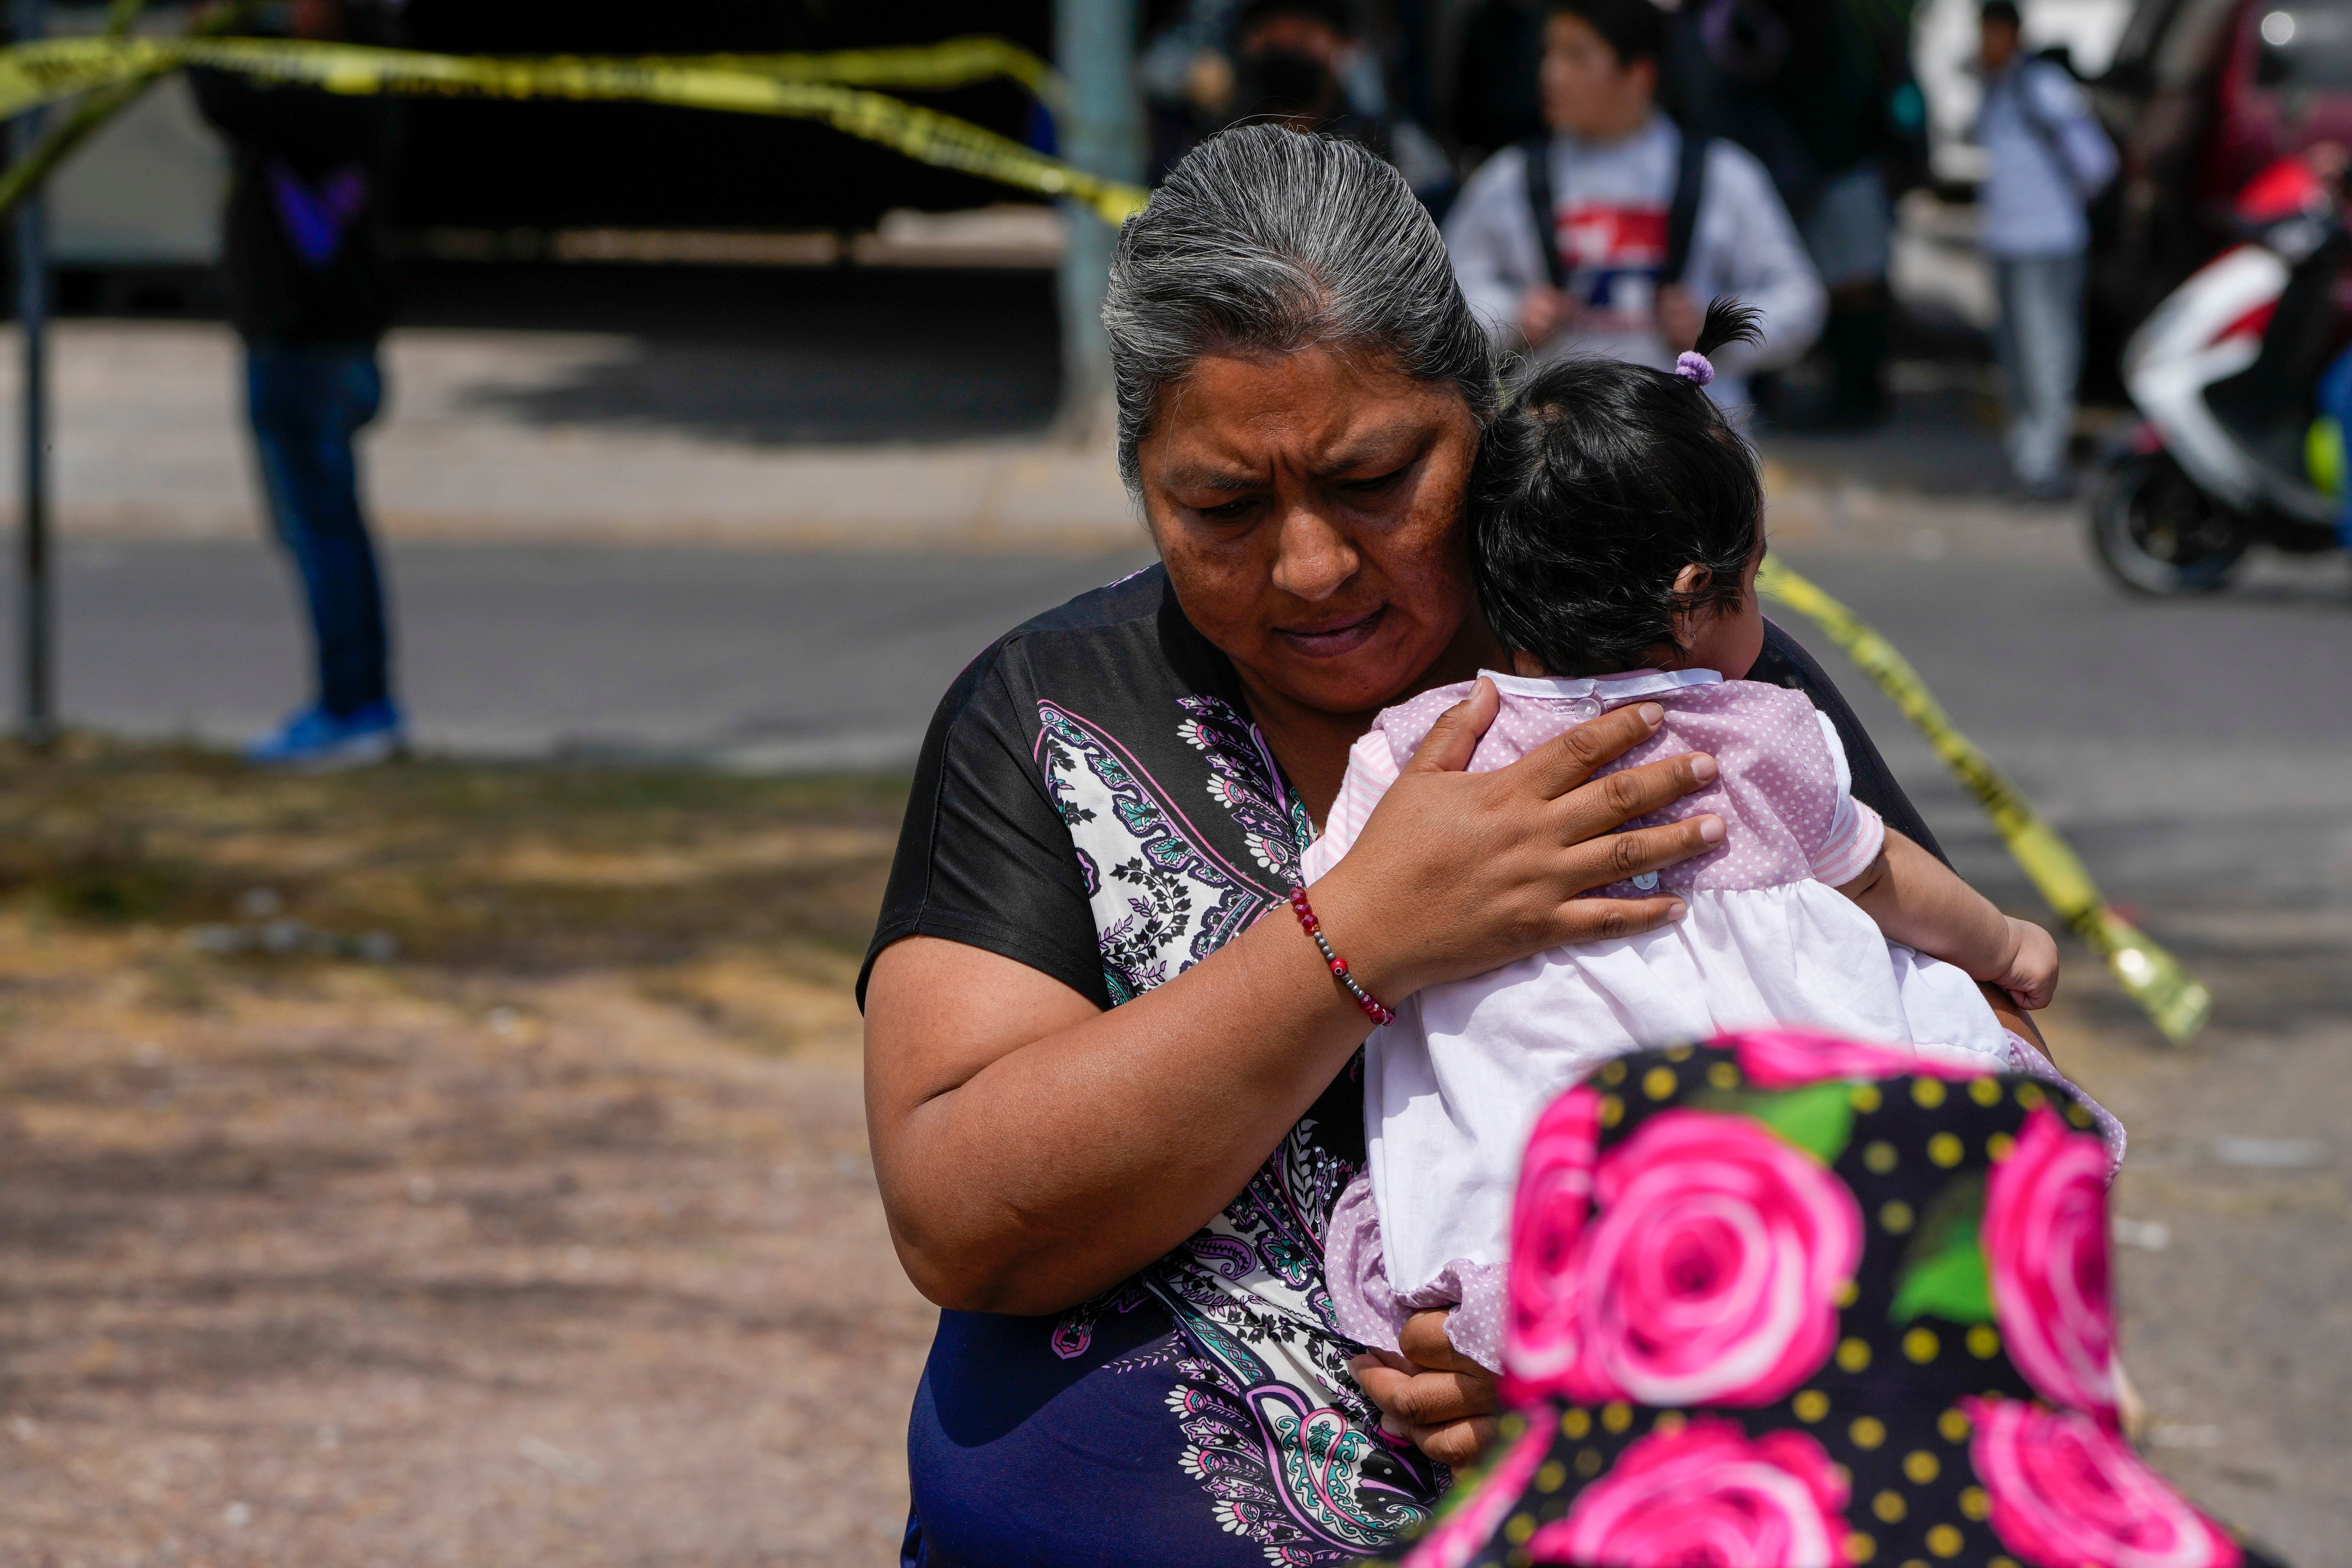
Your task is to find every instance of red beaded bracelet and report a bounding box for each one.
[1288,885,1396,1027]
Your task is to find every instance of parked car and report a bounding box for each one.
[2091,0,2352,333]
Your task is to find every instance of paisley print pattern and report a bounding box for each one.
[1179,694,1316,885]
[1038,699,1276,1003]
[1041,693,1438,1563]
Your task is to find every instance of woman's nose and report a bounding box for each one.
[1267,503,1360,602]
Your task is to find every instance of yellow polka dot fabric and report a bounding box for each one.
[1376,1041,2281,1568]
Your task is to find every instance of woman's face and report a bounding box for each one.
[1134,347,1486,719]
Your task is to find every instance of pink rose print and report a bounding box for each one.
[1398,1419,1553,1568]
[1727,1027,1976,1089]
[1529,1416,1851,1568]
[1556,1110,1861,1406]
[1964,1397,2242,1568]
[1503,1088,1603,1398]
[1984,1106,2120,1419]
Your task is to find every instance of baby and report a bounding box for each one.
[1309,302,2111,1374]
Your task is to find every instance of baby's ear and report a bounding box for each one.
[1509,649,1547,677]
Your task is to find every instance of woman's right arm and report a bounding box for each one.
[864,686,1724,1317]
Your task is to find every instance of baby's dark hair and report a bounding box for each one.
[1472,299,1766,679]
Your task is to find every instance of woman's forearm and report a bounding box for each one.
[865,906,1380,1317]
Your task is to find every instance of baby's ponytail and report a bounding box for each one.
[1672,298,1765,388]
[1692,297,1764,360]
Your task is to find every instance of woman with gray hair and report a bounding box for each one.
[861,124,1939,1565]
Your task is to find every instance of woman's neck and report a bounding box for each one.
[1239,615,1505,827]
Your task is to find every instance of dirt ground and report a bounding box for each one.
[0,742,933,1567]
[0,740,2342,1568]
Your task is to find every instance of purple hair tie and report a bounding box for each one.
[1674,350,1715,387]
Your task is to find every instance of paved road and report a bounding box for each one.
[20,528,2344,888]
[10,510,2352,1561]
[21,521,2348,1027]
[1770,546,2352,946]
[17,538,1154,769]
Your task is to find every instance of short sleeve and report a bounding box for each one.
[1749,618,1947,866]
[858,642,1108,1011]
[1301,729,1403,883]
[1809,710,1886,887]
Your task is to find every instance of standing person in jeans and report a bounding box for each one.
[1441,0,1824,411]
[192,0,403,765]
[1974,0,2116,500]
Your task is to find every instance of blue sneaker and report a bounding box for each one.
[246,700,405,769]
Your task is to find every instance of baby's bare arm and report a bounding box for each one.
[1836,830,2059,1008]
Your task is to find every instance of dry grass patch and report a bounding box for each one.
[0,740,929,1567]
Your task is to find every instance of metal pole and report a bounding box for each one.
[1054,0,1143,437]
[13,0,50,747]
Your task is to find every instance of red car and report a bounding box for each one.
[2093,0,2352,326]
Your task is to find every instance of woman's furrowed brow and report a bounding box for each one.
[1315,424,1433,476]
[1162,463,1264,494]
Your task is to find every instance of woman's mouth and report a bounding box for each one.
[1276,605,1389,658]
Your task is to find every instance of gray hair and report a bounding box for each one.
[1102,124,1498,489]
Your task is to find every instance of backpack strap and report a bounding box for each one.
[1517,134,1570,291]
[1523,128,1708,289]
[1661,127,1710,286]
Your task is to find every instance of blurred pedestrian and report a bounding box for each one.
[1974,0,2117,500]
[1226,0,1389,150]
[1670,0,1926,426]
[1137,0,1456,206]
[191,0,404,766]
[1442,0,1825,409]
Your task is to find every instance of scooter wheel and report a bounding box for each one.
[2089,451,2251,595]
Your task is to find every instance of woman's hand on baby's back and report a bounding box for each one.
[1313,679,1722,1002]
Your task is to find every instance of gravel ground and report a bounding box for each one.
[0,748,933,1568]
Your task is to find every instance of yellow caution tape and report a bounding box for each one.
[1759,556,2212,1044]
[658,39,1060,108]
[0,36,1147,226]
[0,33,1058,116]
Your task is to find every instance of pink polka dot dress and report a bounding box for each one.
[1301,669,2028,1374]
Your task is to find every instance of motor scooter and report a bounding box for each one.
[2090,156,2347,593]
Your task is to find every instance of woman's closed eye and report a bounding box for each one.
[1336,464,1412,498]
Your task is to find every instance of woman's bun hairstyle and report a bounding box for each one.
[1471,297,1765,679]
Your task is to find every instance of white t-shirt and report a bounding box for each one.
[1973,59,2118,258]
[1442,116,1827,408]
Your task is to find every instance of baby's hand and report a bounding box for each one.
[1995,917,2060,1010]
